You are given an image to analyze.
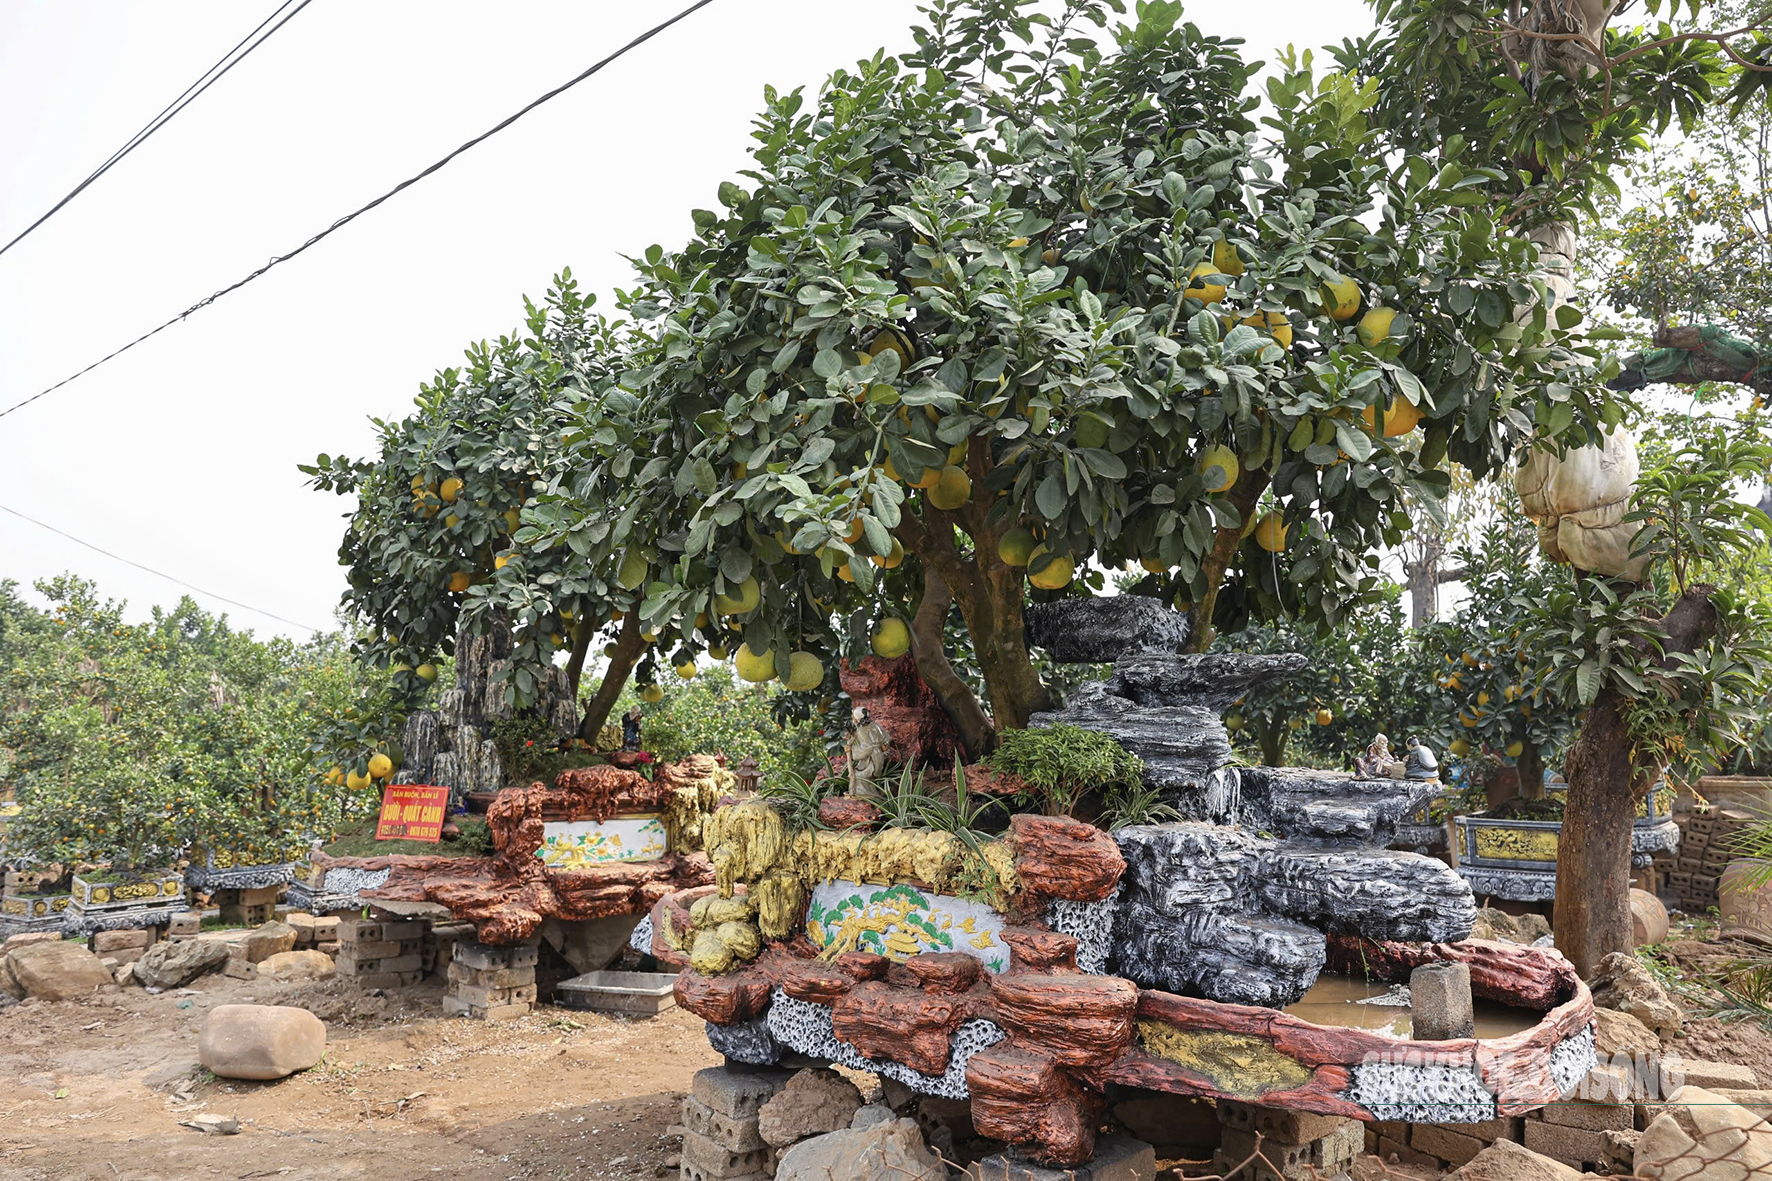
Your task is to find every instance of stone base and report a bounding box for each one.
[64,904,186,938]
[966,1134,1156,1181]
[442,937,537,1019]
[185,862,298,892]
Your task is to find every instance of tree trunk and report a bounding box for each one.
[1555,584,1718,977]
[1257,720,1288,767]
[1185,465,1271,652]
[563,618,594,699]
[577,612,644,744]
[1516,738,1546,801]
[908,566,997,760]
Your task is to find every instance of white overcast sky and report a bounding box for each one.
[0,0,1373,641]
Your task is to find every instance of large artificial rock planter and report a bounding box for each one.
[1453,782,1679,902]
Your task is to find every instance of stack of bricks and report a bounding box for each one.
[424,922,476,978]
[443,939,538,1020]
[1216,1100,1362,1181]
[1369,1114,1526,1172]
[1669,809,1752,912]
[679,1066,787,1181]
[88,928,153,971]
[214,885,282,927]
[336,918,425,988]
[285,913,341,957]
[165,912,201,943]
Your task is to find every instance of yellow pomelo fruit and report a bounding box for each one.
[708,644,729,660]
[617,550,649,590]
[883,456,905,483]
[1212,238,1245,278]
[346,769,371,791]
[444,513,460,528]
[439,477,463,503]
[504,508,521,532]
[1316,708,1333,725]
[1140,557,1167,574]
[843,518,866,544]
[1186,262,1227,304]
[1356,306,1398,348]
[1199,444,1239,493]
[908,464,942,491]
[415,663,437,683]
[735,644,777,683]
[641,684,664,703]
[676,662,697,680]
[1361,396,1422,438]
[603,643,619,658]
[871,617,912,659]
[1322,274,1362,321]
[641,630,658,643]
[549,633,564,646]
[861,327,914,367]
[1506,740,1525,758]
[1027,546,1074,590]
[948,439,968,465]
[1477,690,1491,706]
[837,563,855,583]
[714,576,761,615]
[1240,310,1293,349]
[1255,512,1287,553]
[928,466,972,510]
[447,571,471,593]
[871,538,905,569]
[784,651,825,692]
[494,553,511,570]
[1449,738,1470,757]
[997,528,1036,567]
[368,753,394,780]
[1462,651,1477,667]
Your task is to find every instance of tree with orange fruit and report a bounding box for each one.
[522,1,1614,757]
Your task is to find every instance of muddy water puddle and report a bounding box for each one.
[1283,973,1540,1039]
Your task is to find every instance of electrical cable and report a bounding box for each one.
[0,0,316,262]
[0,0,719,424]
[0,502,326,634]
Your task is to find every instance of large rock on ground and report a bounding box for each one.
[1590,951,1683,1037]
[1594,1006,1661,1059]
[758,1068,863,1149]
[1449,1137,1584,1180]
[1635,1085,1772,1179]
[198,1003,327,1080]
[133,938,231,989]
[1023,597,1190,663]
[257,950,338,981]
[5,941,115,1001]
[238,921,298,964]
[773,1117,945,1181]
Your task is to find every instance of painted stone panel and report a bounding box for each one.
[805,879,1010,973]
[537,815,667,869]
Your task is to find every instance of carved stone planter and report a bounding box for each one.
[1454,783,1679,901]
[0,889,72,934]
[185,846,305,892]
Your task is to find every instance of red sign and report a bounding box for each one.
[374,784,450,842]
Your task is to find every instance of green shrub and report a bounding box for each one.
[592,666,822,786]
[988,723,1143,817]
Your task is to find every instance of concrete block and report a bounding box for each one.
[1218,1099,1351,1145]
[446,960,534,989]
[1410,1123,1485,1166]
[166,913,201,936]
[1540,1100,1633,1132]
[338,953,423,976]
[690,1066,791,1119]
[452,941,522,971]
[682,1095,767,1152]
[1219,1123,1359,1180]
[346,969,421,989]
[223,957,258,981]
[337,920,382,943]
[1522,1118,1609,1168]
[377,919,427,940]
[680,1129,773,1180]
[449,981,537,1009]
[1666,1058,1759,1092]
[1376,1134,1437,1169]
[966,1135,1156,1181]
[90,929,152,953]
[1411,960,1475,1040]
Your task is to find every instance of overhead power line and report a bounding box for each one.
[0,502,326,634]
[0,0,316,262]
[0,0,720,425]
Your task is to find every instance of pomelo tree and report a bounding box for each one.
[305,273,665,745]
[521,0,1614,758]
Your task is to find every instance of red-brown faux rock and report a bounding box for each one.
[818,797,882,832]
[966,1044,1105,1166]
[906,952,981,994]
[992,971,1139,1068]
[1007,814,1125,903]
[776,957,858,1005]
[831,981,965,1076]
[835,951,891,982]
[675,962,774,1024]
[1324,934,1579,1011]
[838,655,965,769]
[1001,927,1080,973]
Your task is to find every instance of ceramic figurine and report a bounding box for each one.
[1405,735,1440,781]
[844,705,890,799]
[1355,733,1394,779]
[621,705,643,753]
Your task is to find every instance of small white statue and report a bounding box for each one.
[844,706,890,799]
[1355,733,1394,779]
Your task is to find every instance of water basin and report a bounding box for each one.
[1284,972,1542,1040]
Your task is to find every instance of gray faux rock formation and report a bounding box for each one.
[708,1016,783,1065]
[1234,767,1442,846]
[1024,596,1191,663]
[1114,822,1265,911]
[1255,847,1477,943]
[1032,653,1305,815]
[1113,900,1327,1007]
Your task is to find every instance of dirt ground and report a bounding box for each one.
[0,975,725,1181]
